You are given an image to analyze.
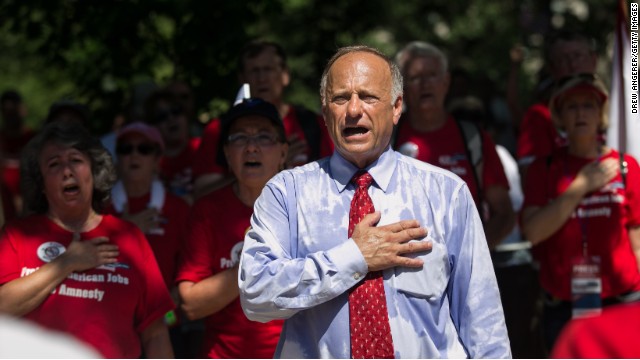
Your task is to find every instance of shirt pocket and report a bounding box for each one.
[390,239,448,300]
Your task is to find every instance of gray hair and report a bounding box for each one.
[319,45,403,106]
[395,41,449,77]
[20,122,116,215]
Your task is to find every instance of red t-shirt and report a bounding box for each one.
[176,185,283,358]
[395,115,509,203]
[552,302,640,358]
[104,190,190,288]
[0,214,174,358]
[516,102,567,162]
[523,148,640,300]
[192,105,333,178]
[160,137,201,196]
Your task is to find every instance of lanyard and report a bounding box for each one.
[564,148,602,258]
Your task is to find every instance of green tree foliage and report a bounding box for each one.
[0,0,617,135]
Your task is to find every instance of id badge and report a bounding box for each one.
[571,255,602,318]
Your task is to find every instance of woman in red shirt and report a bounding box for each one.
[522,74,640,352]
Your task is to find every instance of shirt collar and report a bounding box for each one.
[329,146,397,193]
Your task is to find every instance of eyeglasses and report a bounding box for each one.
[116,143,158,156]
[406,71,445,85]
[153,106,184,124]
[227,133,280,147]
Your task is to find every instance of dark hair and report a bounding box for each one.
[45,100,90,125]
[1,90,22,104]
[143,90,184,125]
[20,122,116,215]
[237,39,288,73]
[544,30,597,65]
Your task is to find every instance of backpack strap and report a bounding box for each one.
[620,151,628,189]
[293,105,322,161]
[454,119,484,204]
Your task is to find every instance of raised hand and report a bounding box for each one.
[122,204,161,234]
[285,133,309,167]
[61,233,119,272]
[351,212,432,272]
[575,157,619,194]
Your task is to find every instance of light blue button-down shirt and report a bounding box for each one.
[239,146,511,358]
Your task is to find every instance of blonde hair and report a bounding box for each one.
[549,74,609,133]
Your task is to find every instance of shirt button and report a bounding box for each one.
[353,272,361,280]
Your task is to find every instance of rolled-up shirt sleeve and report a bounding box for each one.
[239,174,368,323]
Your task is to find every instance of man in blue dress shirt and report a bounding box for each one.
[238,45,511,358]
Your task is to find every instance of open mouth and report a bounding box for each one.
[343,127,370,137]
[63,184,80,195]
[244,160,262,168]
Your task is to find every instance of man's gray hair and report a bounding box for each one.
[319,45,403,106]
[395,41,449,76]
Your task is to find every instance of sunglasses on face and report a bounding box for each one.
[116,143,158,156]
[227,133,280,147]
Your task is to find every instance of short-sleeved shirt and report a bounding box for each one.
[395,115,509,204]
[176,185,283,358]
[523,148,640,300]
[0,214,174,358]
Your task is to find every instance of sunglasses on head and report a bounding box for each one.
[116,143,157,156]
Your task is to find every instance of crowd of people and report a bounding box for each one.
[0,29,638,359]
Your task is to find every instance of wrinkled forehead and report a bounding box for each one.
[328,52,391,89]
[39,140,86,162]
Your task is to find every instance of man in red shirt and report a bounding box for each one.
[394,41,514,249]
[517,31,598,182]
[193,40,333,198]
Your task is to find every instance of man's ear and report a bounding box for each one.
[281,68,291,87]
[392,96,403,126]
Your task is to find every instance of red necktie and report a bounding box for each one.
[348,171,395,359]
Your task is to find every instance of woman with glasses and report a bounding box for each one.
[105,121,190,356]
[177,98,287,358]
[521,74,640,352]
[0,122,174,358]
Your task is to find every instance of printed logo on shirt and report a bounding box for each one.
[37,242,66,263]
[601,181,625,192]
[96,262,131,272]
[438,153,468,176]
[398,142,419,158]
[571,191,624,219]
[220,241,244,269]
[438,153,467,166]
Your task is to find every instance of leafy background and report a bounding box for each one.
[0,0,620,136]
